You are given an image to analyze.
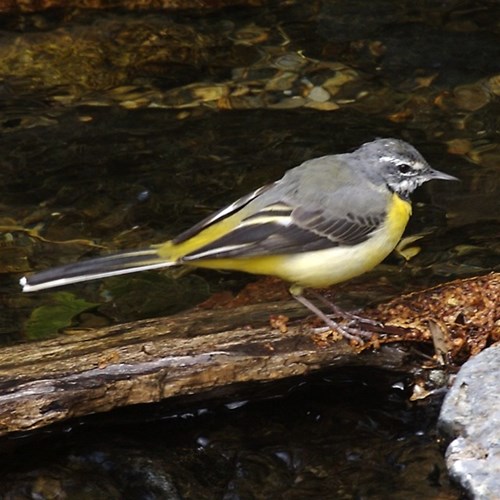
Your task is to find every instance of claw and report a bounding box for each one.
[290,286,382,344]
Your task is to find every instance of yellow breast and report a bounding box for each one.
[385,192,413,240]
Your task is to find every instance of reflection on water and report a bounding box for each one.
[0,0,498,496]
[0,370,461,498]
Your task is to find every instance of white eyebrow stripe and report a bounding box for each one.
[379,156,425,169]
[379,155,404,164]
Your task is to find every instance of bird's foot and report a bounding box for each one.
[307,290,383,329]
[291,287,382,344]
[314,316,374,344]
[328,312,382,329]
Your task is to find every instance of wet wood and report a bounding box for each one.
[0,301,405,437]
[0,272,497,437]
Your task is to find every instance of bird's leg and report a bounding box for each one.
[289,286,372,342]
[307,289,381,328]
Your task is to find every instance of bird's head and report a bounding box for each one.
[355,138,458,199]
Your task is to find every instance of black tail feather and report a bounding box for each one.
[20,248,174,292]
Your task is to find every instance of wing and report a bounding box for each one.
[172,182,277,245]
[181,199,386,261]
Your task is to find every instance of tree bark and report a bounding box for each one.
[0,272,497,437]
[0,301,403,436]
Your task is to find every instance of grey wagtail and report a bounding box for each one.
[20,138,457,341]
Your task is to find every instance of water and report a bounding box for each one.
[0,0,498,497]
[0,370,461,498]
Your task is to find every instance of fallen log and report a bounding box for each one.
[0,272,497,436]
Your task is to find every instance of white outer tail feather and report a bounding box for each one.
[20,249,176,293]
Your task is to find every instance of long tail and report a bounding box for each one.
[20,248,176,293]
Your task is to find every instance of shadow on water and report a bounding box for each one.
[0,0,498,497]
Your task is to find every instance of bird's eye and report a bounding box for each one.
[398,163,412,174]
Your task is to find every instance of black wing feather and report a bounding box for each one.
[172,183,276,245]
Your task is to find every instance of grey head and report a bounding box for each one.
[351,138,458,199]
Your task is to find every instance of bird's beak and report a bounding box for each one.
[429,168,459,182]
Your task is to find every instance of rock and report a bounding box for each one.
[438,342,500,500]
[307,86,330,103]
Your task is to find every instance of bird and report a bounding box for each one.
[20,138,458,341]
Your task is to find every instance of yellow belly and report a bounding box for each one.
[189,194,412,288]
